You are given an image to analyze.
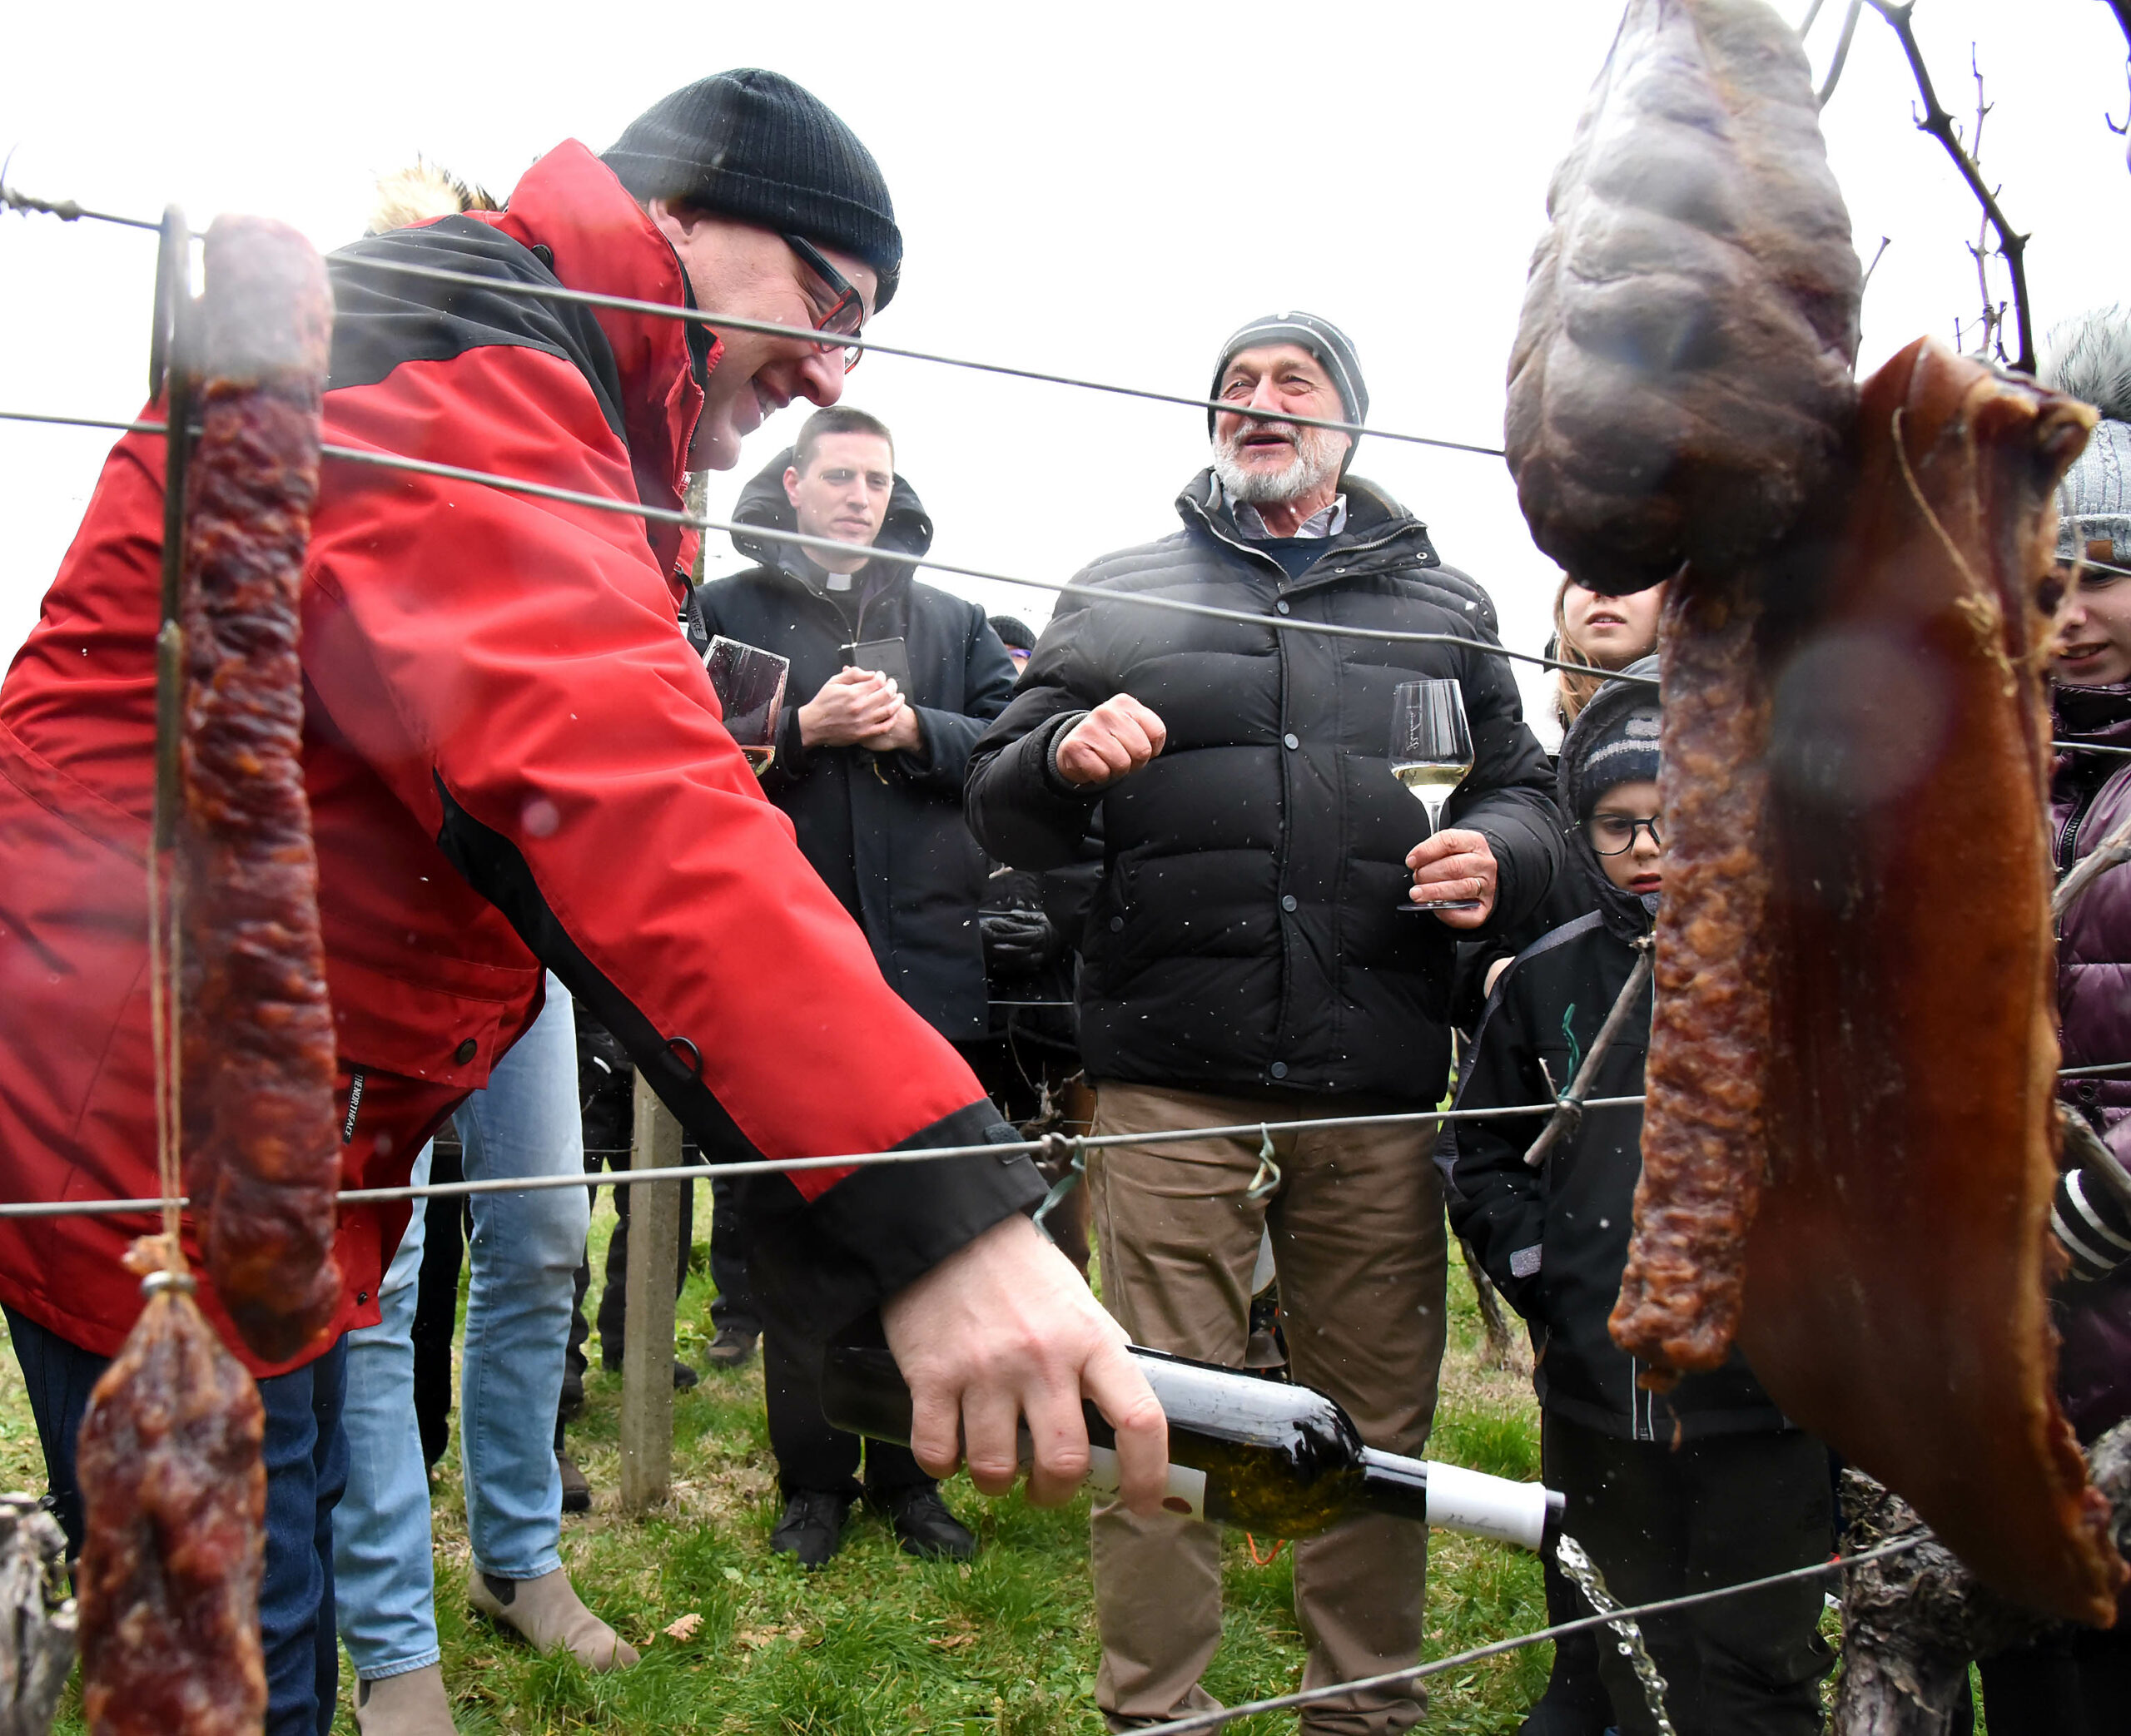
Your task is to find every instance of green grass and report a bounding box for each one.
[0,1195,1558,1733]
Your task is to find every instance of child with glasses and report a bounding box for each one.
[1443,660,1835,1736]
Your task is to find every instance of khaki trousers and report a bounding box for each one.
[1087,1082,1448,1735]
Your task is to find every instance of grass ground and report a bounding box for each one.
[0,1196,1560,1734]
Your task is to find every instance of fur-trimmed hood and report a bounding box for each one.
[367,157,500,236]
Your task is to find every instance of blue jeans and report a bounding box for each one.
[5,1304,348,1736]
[334,975,589,1680]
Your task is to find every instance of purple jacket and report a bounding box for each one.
[2050,680,2131,1441]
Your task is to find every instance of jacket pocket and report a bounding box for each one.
[325,953,539,1094]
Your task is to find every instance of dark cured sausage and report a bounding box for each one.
[178,216,340,1366]
[76,1269,266,1736]
[1505,0,1861,595]
[1607,574,1771,1371]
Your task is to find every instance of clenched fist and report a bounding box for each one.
[1056,694,1167,786]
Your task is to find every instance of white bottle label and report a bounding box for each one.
[1086,1445,1208,1520]
[1423,1459,1552,1551]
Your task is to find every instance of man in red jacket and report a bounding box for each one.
[0,69,1160,1734]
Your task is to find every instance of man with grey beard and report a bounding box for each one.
[964,314,1560,1735]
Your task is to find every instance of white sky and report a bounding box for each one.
[3,0,2128,737]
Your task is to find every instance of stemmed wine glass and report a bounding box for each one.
[703,636,791,776]
[1390,679,1482,913]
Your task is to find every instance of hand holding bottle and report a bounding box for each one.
[878,1213,1170,1513]
[827,1336,1564,1550]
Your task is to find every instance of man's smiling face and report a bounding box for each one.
[648,203,880,471]
[1210,343,1351,504]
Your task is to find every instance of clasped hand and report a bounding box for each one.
[798,666,921,753]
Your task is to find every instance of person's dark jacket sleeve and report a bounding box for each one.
[1443,965,1554,1316]
[893,606,1018,791]
[965,592,1107,870]
[1443,622,1564,939]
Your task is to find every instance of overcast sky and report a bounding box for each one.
[4,0,2128,735]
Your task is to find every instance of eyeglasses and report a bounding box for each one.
[1586,813,1662,856]
[782,234,865,372]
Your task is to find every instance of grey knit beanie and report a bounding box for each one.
[2055,419,2131,566]
[1207,311,1368,440]
[604,70,902,310]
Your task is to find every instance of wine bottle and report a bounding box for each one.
[819,1342,1562,1551]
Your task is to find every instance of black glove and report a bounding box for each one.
[981,907,1056,976]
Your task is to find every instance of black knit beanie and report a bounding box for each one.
[1207,311,1369,439]
[1559,657,1663,822]
[604,70,902,310]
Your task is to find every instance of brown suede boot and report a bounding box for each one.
[353,1664,456,1734]
[465,1565,639,1671]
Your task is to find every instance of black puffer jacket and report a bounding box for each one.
[1445,663,1791,1442]
[689,452,1018,1040]
[964,471,1560,1103]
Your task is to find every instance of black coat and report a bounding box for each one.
[688,453,1018,1041]
[963,471,1562,1104]
[1445,668,1789,1443]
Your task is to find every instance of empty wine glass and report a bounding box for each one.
[1390,679,1481,913]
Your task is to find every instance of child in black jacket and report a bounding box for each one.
[1445,662,1834,1736]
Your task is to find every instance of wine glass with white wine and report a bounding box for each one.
[1390,679,1483,913]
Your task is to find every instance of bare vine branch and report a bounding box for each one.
[1861,0,2036,374]
[1860,235,1892,290]
[1797,0,1830,36]
[1816,0,1865,108]
[1960,49,2009,364]
[2105,2,2131,139]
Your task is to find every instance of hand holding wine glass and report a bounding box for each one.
[1390,679,1484,915]
[703,636,791,775]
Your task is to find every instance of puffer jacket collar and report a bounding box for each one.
[728,445,935,593]
[1173,469,1439,592]
[2054,681,2131,761]
[476,141,711,573]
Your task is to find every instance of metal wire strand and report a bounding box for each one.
[0,409,1652,687]
[0,1096,1652,1221]
[1,179,1502,457]
[1137,1535,1926,1735]
[12,1040,2131,1220]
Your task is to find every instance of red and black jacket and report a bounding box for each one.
[0,141,1039,1374]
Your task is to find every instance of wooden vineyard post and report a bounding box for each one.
[619,1070,684,1511]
